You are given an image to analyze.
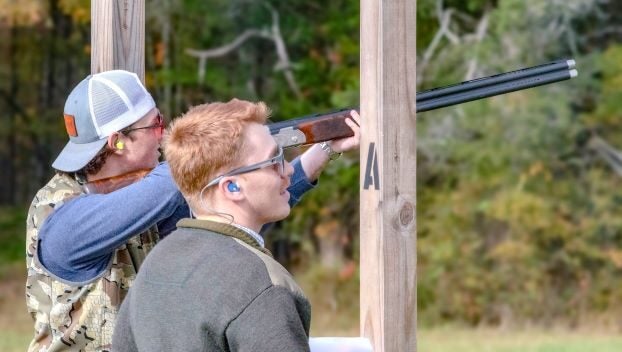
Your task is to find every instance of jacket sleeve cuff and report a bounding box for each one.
[287,156,317,207]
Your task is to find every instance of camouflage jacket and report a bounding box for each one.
[25,173,159,352]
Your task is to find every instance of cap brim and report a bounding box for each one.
[52,138,108,172]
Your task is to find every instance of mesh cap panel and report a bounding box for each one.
[91,80,130,127]
[115,73,147,108]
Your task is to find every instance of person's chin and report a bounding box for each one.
[282,189,290,201]
[272,205,291,222]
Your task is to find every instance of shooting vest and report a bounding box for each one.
[25,173,159,352]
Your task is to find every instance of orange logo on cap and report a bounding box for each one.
[64,114,78,137]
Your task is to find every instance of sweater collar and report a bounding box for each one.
[230,223,265,248]
[176,218,272,257]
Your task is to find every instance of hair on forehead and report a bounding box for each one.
[164,99,269,199]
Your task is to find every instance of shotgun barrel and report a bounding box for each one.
[416,59,575,102]
[270,60,578,148]
[417,68,577,112]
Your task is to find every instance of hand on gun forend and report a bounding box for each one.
[327,110,361,153]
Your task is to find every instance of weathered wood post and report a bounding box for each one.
[91,0,145,81]
[360,0,417,350]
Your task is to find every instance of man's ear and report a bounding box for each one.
[108,133,125,153]
[219,177,244,201]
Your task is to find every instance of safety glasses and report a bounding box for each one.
[121,112,165,138]
[205,146,285,188]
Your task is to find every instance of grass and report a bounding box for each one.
[295,265,622,352]
[0,207,30,351]
[0,264,32,352]
[0,333,30,352]
[418,326,622,352]
[2,323,622,352]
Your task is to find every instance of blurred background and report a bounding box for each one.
[2,0,622,351]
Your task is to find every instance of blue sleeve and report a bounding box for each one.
[157,202,190,239]
[287,156,317,208]
[38,162,188,283]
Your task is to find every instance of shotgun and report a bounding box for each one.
[270,59,578,148]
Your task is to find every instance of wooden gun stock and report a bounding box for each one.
[269,108,356,148]
[83,168,153,194]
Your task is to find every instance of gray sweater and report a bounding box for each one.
[112,219,311,352]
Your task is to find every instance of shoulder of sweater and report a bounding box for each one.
[228,237,307,299]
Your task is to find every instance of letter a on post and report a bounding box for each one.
[363,142,380,190]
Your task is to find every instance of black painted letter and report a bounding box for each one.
[363,142,380,190]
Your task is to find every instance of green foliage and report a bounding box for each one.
[0,207,26,267]
[277,153,360,265]
[297,264,360,336]
[58,0,90,24]
[417,0,622,326]
[144,0,360,120]
[584,46,622,132]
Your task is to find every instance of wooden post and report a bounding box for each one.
[360,0,417,350]
[91,0,145,81]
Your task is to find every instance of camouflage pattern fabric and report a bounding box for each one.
[25,173,159,352]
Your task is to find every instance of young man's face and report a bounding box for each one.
[120,108,164,171]
[236,123,294,225]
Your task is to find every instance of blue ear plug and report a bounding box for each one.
[227,182,240,192]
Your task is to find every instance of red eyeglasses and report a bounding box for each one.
[121,112,166,138]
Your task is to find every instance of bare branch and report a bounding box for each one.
[186,29,270,82]
[185,5,302,99]
[587,135,622,177]
[580,26,622,42]
[417,0,457,84]
[464,12,489,80]
[265,5,302,98]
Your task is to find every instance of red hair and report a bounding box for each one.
[163,99,269,199]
